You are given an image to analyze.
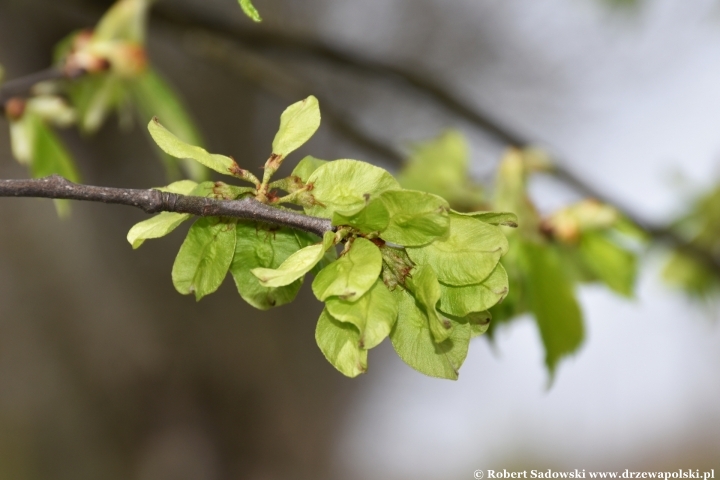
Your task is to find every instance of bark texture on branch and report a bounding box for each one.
[0,175,334,238]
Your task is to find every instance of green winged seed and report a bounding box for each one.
[315,308,368,378]
[238,0,262,22]
[325,278,398,350]
[305,159,401,218]
[312,237,382,302]
[332,198,390,234]
[252,231,335,287]
[128,212,190,249]
[407,213,508,286]
[148,118,238,177]
[451,210,519,228]
[272,96,321,158]
[292,155,328,183]
[408,265,451,343]
[380,190,450,246]
[155,180,198,195]
[438,263,509,317]
[441,310,492,338]
[172,217,237,301]
[230,223,316,310]
[389,287,471,380]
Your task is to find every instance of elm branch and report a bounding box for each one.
[0,175,333,238]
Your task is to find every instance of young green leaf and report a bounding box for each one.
[325,279,399,350]
[252,231,335,287]
[438,263,509,317]
[128,212,190,249]
[132,69,207,181]
[579,232,636,297]
[408,265,451,343]
[272,96,320,158]
[406,213,508,286]
[451,210,519,228]
[389,287,471,380]
[230,223,316,310]
[315,308,367,378]
[312,237,382,302]
[380,190,450,246]
[148,118,240,178]
[521,241,584,378]
[292,155,328,183]
[172,217,237,301]
[305,159,400,218]
[238,0,262,22]
[332,198,390,233]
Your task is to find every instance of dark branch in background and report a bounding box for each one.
[0,67,68,110]
[174,29,406,165]
[0,176,333,237]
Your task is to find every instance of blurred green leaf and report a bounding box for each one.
[73,75,126,133]
[29,114,81,216]
[316,308,367,377]
[312,237,382,301]
[272,96,320,158]
[252,231,335,287]
[172,217,237,301]
[397,130,483,210]
[407,213,508,286]
[238,0,263,22]
[438,263,508,317]
[389,287,470,380]
[521,241,584,377]
[579,232,637,297]
[132,69,207,181]
[94,0,149,43]
[148,118,238,177]
[305,159,400,218]
[380,190,450,246]
[231,223,315,310]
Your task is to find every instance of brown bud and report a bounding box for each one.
[4,97,27,121]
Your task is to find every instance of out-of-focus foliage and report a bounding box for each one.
[663,185,720,299]
[239,0,263,22]
[398,133,642,377]
[3,0,206,186]
[129,97,513,380]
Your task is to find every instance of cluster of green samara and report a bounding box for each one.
[127,96,515,379]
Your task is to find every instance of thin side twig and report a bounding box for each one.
[0,175,333,237]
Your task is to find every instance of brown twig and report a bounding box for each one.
[0,175,333,237]
[0,67,68,109]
